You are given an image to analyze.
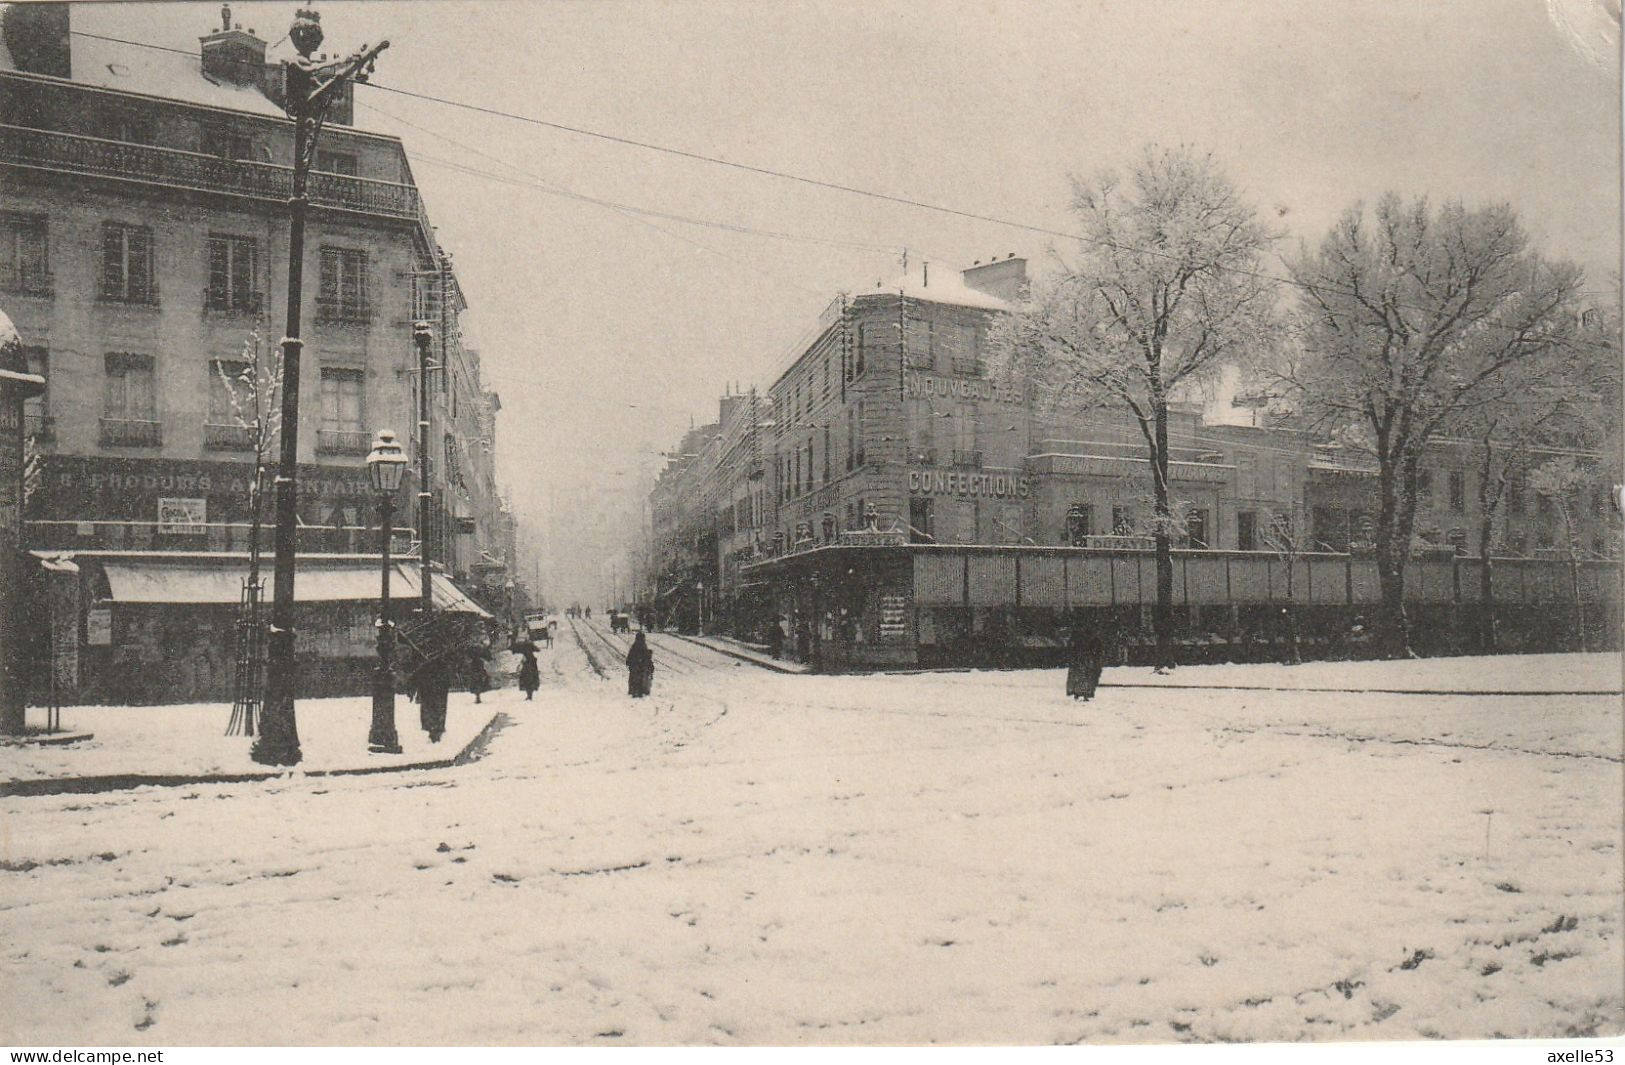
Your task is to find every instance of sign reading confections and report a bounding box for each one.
[908,469,1030,498]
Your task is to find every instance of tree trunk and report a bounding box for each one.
[1374,454,1413,657]
[1151,400,1175,669]
[1477,514,1496,653]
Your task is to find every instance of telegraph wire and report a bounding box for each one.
[68,26,1621,360]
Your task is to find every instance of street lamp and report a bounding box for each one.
[255,8,389,766]
[366,429,407,754]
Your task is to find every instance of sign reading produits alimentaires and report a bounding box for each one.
[908,469,1031,498]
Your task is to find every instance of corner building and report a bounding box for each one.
[1,4,504,703]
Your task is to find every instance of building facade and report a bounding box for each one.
[1,3,508,702]
[644,256,1619,668]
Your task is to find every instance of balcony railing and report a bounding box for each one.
[204,422,258,452]
[951,449,983,468]
[0,267,52,297]
[203,289,264,317]
[316,295,371,324]
[317,428,371,455]
[23,410,54,442]
[0,123,422,224]
[100,417,161,448]
[24,519,416,556]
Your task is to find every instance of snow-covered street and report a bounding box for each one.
[3,634,1621,1045]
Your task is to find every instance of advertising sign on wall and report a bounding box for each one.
[156,497,207,534]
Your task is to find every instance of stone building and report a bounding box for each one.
[0,3,504,702]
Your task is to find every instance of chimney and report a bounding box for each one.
[2,2,71,79]
[199,5,266,88]
[961,254,1029,303]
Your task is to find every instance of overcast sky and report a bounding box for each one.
[79,0,1621,594]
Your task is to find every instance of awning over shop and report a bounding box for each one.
[96,557,492,618]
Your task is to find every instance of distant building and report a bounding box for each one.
[0,3,506,702]
[644,256,1618,667]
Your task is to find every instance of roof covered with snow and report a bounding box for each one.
[0,22,290,119]
[854,262,1010,312]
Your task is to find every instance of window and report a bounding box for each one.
[953,403,978,466]
[1507,471,1526,515]
[1416,469,1433,508]
[22,348,48,439]
[822,425,831,484]
[0,212,49,294]
[201,126,252,160]
[852,401,865,468]
[102,353,158,447]
[316,150,358,176]
[1593,486,1607,516]
[1447,527,1467,555]
[1508,531,1527,556]
[1237,454,1256,499]
[318,247,369,321]
[317,368,367,454]
[954,500,977,543]
[1066,503,1092,545]
[1448,470,1465,513]
[822,351,831,399]
[100,222,155,303]
[821,514,837,542]
[1237,510,1257,551]
[1112,504,1131,536]
[854,323,866,377]
[208,360,247,421]
[1186,509,1208,549]
[206,234,259,312]
[997,504,1022,544]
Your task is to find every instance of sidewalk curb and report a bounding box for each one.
[665,632,807,674]
[0,711,506,799]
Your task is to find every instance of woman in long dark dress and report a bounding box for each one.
[517,648,540,700]
[626,631,654,697]
[1066,624,1105,700]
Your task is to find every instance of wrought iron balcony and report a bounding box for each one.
[203,289,264,317]
[315,295,371,324]
[0,123,422,224]
[204,422,258,452]
[317,428,372,455]
[24,519,416,555]
[100,417,161,448]
[0,267,52,297]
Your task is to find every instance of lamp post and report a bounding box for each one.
[366,429,407,754]
[255,8,388,766]
[0,309,45,736]
[413,320,447,741]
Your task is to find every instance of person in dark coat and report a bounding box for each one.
[1066,623,1106,700]
[626,631,654,697]
[465,646,492,703]
[766,618,785,660]
[517,647,540,700]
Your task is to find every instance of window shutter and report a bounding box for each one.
[128,227,151,302]
[100,225,124,299]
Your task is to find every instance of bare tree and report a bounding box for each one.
[1275,195,1583,656]
[217,329,282,736]
[1529,456,1593,650]
[991,145,1278,667]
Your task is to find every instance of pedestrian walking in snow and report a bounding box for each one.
[626,631,654,698]
[1066,623,1105,700]
[465,646,491,704]
[517,647,540,700]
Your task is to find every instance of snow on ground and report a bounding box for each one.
[1,638,1619,1045]
[5,689,498,784]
